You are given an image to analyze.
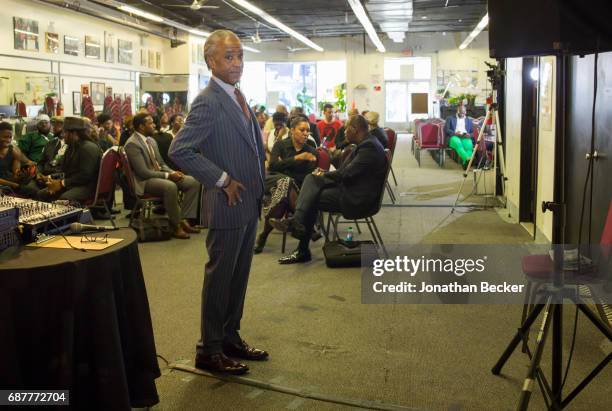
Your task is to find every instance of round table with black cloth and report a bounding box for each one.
[0,229,160,410]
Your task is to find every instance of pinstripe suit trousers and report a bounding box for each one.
[196,216,259,355]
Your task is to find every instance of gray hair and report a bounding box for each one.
[204,29,240,69]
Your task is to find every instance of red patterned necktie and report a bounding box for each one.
[234,88,251,121]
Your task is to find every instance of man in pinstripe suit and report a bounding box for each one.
[169,30,267,375]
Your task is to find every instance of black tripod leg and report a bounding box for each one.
[574,301,612,340]
[518,299,554,411]
[562,352,612,408]
[492,298,547,375]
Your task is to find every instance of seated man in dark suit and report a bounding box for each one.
[36,117,101,202]
[125,113,200,239]
[444,105,474,167]
[270,115,387,264]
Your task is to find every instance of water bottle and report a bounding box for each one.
[345,227,354,242]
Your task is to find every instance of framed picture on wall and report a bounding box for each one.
[105,87,113,97]
[156,51,161,70]
[90,82,105,105]
[104,32,115,63]
[64,35,79,56]
[80,84,90,96]
[73,91,81,115]
[118,39,133,65]
[85,35,101,59]
[45,32,59,54]
[13,17,39,51]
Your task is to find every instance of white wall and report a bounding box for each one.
[504,58,523,222]
[0,0,173,114]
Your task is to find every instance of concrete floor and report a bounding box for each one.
[122,135,611,410]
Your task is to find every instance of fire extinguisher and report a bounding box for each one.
[56,101,64,116]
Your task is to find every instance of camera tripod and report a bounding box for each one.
[452,102,507,211]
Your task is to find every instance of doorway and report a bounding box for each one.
[519,57,539,233]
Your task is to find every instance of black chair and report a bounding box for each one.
[321,149,392,257]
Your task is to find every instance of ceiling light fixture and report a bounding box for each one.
[347,0,385,52]
[118,5,165,23]
[229,0,323,51]
[459,13,488,50]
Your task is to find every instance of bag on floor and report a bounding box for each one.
[323,239,376,268]
[130,216,172,242]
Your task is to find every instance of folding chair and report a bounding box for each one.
[384,128,398,185]
[414,122,443,167]
[322,149,392,257]
[117,148,164,229]
[83,148,120,227]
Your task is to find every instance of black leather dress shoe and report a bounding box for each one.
[269,218,306,239]
[278,250,312,264]
[223,340,269,361]
[195,353,249,375]
[253,235,266,254]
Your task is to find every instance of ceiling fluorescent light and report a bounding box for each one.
[459,13,488,50]
[243,45,261,53]
[230,0,323,52]
[118,5,164,23]
[347,0,385,52]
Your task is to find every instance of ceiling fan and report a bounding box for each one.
[161,0,219,10]
[287,45,309,53]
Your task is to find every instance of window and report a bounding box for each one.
[317,60,346,107]
[241,61,266,109]
[265,62,316,114]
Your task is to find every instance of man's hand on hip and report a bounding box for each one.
[222,176,246,206]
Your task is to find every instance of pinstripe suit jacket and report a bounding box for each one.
[169,79,265,229]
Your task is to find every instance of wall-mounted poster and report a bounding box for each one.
[156,51,161,70]
[90,81,105,105]
[118,39,133,65]
[140,49,146,66]
[13,17,39,51]
[85,35,100,59]
[64,35,79,56]
[80,84,90,97]
[104,32,115,63]
[73,91,81,114]
[148,50,155,69]
[45,32,59,54]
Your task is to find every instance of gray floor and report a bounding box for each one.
[119,135,611,410]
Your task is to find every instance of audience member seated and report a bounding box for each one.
[264,111,289,158]
[289,113,319,149]
[256,110,268,132]
[37,116,67,182]
[159,113,170,133]
[153,113,184,170]
[0,122,38,197]
[270,115,387,264]
[264,104,288,133]
[254,117,318,254]
[445,105,474,167]
[365,111,388,148]
[18,114,54,163]
[290,106,320,146]
[125,113,200,240]
[317,104,343,149]
[331,108,360,168]
[97,113,119,151]
[119,115,134,146]
[36,117,101,203]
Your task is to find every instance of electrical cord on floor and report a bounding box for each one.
[559,44,600,395]
[156,354,170,367]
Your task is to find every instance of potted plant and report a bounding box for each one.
[296,86,314,114]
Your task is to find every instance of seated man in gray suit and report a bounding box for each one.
[125,112,200,239]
